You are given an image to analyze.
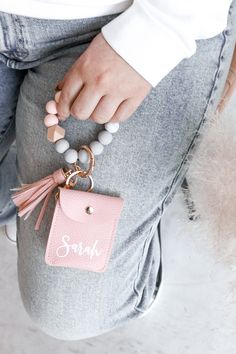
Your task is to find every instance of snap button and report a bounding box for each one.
[85,206,94,214]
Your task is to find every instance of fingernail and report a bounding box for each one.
[54,80,63,91]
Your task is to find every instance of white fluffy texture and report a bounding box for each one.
[187,102,236,271]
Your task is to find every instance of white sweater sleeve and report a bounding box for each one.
[101,0,229,87]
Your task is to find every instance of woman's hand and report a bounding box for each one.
[56,32,152,124]
[217,45,236,113]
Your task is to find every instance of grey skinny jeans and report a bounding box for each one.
[0,2,236,340]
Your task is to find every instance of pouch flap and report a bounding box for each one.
[58,187,124,224]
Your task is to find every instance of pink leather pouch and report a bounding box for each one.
[45,186,124,272]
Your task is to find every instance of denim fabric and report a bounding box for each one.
[0,2,235,340]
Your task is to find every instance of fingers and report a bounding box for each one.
[57,71,83,119]
[89,95,122,124]
[55,66,142,124]
[54,79,64,92]
[70,84,102,121]
[55,73,145,124]
[56,78,128,124]
[109,98,139,123]
[56,85,136,124]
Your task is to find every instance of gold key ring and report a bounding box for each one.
[62,167,78,187]
[65,170,94,192]
[72,145,95,178]
[55,168,78,200]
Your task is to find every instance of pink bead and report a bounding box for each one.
[54,90,61,103]
[47,125,65,143]
[44,114,59,127]
[45,100,57,114]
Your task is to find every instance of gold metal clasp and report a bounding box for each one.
[55,145,95,200]
[55,167,78,200]
[65,170,94,192]
[72,145,95,178]
[62,168,76,182]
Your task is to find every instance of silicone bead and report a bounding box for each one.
[89,141,104,155]
[45,100,57,114]
[54,90,61,103]
[78,149,89,163]
[64,149,78,164]
[44,114,59,127]
[47,125,65,142]
[55,139,70,154]
[104,122,119,133]
[98,130,113,145]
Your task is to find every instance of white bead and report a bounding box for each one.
[98,130,113,145]
[55,139,70,154]
[104,122,119,133]
[89,141,104,155]
[64,149,78,163]
[78,149,89,163]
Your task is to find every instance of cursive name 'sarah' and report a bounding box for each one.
[55,235,102,259]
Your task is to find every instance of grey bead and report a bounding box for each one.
[55,138,70,154]
[64,148,78,163]
[89,141,104,155]
[78,149,89,163]
[98,130,113,145]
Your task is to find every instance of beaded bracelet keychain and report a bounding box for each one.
[46,90,120,166]
[10,88,124,272]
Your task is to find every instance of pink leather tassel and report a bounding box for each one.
[11,168,67,231]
